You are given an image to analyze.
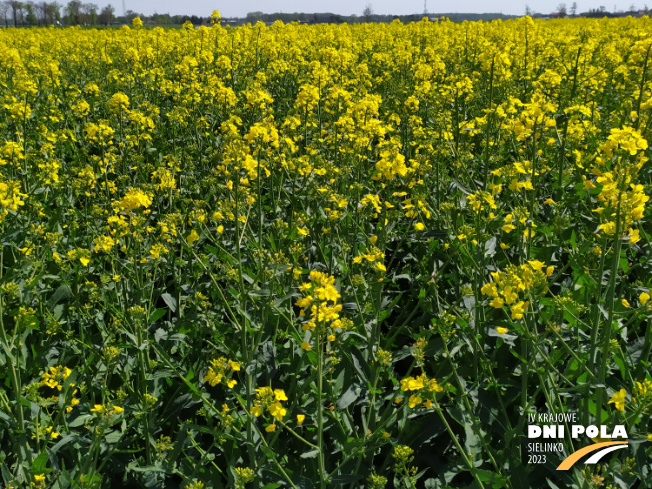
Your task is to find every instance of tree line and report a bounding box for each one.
[0,1,117,26]
[0,1,218,27]
[0,1,521,28]
[243,11,519,24]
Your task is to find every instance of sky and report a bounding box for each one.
[116,0,641,18]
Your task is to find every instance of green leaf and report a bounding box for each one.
[149,308,167,323]
[204,244,220,257]
[452,178,471,195]
[475,469,508,489]
[263,340,277,377]
[260,445,276,460]
[105,429,122,444]
[154,328,168,342]
[50,434,90,454]
[47,284,72,309]
[484,237,497,257]
[336,383,362,409]
[161,293,177,312]
[613,352,627,378]
[68,414,94,428]
[300,449,320,459]
[330,474,363,485]
[349,346,370,383]
[293,477,315,489]
[32,451,50,474]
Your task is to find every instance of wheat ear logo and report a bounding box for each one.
[556,441,629,470]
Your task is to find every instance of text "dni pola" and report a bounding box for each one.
[528,425,628,439]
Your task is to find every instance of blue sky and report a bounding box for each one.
[117,0,640,18]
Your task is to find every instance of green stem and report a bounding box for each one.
[432,396,485,489]
[595,194,624,424]
[0,288,32,471]
[556,47,581,201]
[317,328,326,489]
[635,316,652,379]
[634,43,651,131]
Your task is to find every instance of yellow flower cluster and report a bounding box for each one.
[353,246,386,272]
[601,126,648,157]
[296,271,342,327]
[37,365,79,412]
[108,92,130,115]
[481,261,554,320]
[40,365,72,390]
[204,357,241,389]
[593,170,649,238]
[295,271,351,350]
[90,404,125,415]
[608,389,626,412]
[587,126,650,239]
[116,188,153,212]
[209,10,221,25]
[251,386,288,431]
[0,179,27,223]
[466,191,497,213]
[399,373,443,408]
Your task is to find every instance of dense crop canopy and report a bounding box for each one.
[0,16,651,488]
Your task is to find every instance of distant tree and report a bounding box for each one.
[525,4,531,15]
[123,9,138,23]
[82,2,97,24]
[9,1,24,26]
[0,1,10,26]
[570,1,577,15]
[64,0,81,24]
[47,1,61,24]
[246,11,263,22]
[557,2,567,16]
[37,1,47,24]
[98,3,112,24]
[151,11,173,25]
[363,3,373,21]
[25,0,38,24]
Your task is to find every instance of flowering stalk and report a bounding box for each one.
[482,55,495,188]
[634,43,651,131]
[555,47,581,201]
[635,314,652,380]
[0,279,33,479]
[432,395,486,489]
[595,192,623,424]
[316,327,327,489]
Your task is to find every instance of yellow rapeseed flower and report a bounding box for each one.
[608,389,627,412]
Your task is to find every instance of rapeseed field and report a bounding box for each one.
[1,14,651,488]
